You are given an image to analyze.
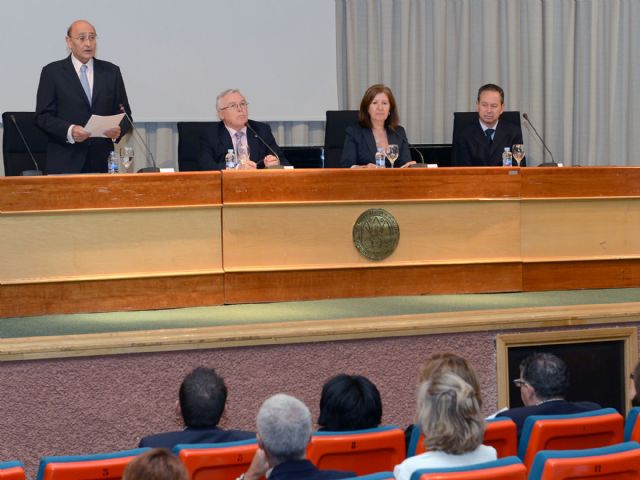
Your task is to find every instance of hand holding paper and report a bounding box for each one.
[83,113,125,138]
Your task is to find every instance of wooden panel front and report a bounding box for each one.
[222,201,520,271]
[523,260,640,291]
[225,263,522,304]
[0,171,221,212]
[0,274,223,318]
[521,167,640,198]
[222,168,522,203]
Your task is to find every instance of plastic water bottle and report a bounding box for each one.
[502,147,513,167]
[225,149,237,170]
[108,151,120,174]
[375,147,386,168]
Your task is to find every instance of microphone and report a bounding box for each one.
[522,113,558,166]
[10,114,43,176]
[397,129,427,168]
[119,104,160,173]
[245,122,284,169]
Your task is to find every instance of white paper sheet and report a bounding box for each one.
[84,113,125,137]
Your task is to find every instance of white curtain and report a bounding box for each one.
[336,0,640,166]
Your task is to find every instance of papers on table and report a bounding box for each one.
[84,114,125,137]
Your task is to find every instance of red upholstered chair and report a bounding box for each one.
[406,418,517,458]
[624,406,640,442]
[527,441,640,479]
[36,448,149,480]
[518,408,624,471]
[0,461,26,480]
[173,439,259,480]
[413,456,527,480]
[307,426,405,476]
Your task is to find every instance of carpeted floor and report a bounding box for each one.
[1,288,638,339]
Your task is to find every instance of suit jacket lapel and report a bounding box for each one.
[91,59,103,107]
[63,55,91,108]
[217,122,234,153]
[364,128,377,158]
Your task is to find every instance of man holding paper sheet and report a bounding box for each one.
[35,19,132,174]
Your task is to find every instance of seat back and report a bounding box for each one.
[528,441,640,480]
[519,408,625,470]
[412,456,526,480]
[176,122,216,171]
[2,111,48,175]
[346,473,394,480]
[407,418,517,458]
[323,110,358,168]
[624,406,640,441]
[279,146,324,168]
[36,448,149,480]
[174,439,259,480]
[307,426,405,476]
[0,461,26,480]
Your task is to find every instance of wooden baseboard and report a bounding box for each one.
[523,259,640,291]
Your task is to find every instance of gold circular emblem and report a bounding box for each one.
[352,208,400,261]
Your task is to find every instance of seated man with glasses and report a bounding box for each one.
[497,352,600,440]
[198,89,289,170]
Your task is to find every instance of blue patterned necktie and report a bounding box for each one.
[485,128,495,144]
[234,131,244,156]
[79,64,91,104]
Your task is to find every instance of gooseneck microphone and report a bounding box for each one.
[245,122,283,168]
[119,104,160,173]
[522,113,558,167]
[10,114,43,176]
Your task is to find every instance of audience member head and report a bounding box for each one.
[216,88,249,130]
[178,366,227,428]
[476,83,505,128]
[358,84,399,130]
[631,361,640,406]
[317,374,382,431]
[516,352,569,406]
[417,372,485,455]
[123,449,189,480]
[256,393,312,466]
[419,353,482,408]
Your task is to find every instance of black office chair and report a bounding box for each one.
[176,121,216,171]
[279,146,324,168]
[2,111,48,176]
[323,110,359,168]
[451,111,525,166]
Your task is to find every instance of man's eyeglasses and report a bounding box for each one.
[220,101,249,111]
[69,35,98,42]
[513,378,528,388]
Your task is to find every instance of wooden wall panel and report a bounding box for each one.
[523,260,640,291]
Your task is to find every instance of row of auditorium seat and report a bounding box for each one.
[5,407,640,480]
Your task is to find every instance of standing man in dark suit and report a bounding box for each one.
[198,89,289,170]
[138,367,255,449]
[453,84,523,166]
[35,19,132,174]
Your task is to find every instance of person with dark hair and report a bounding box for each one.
[453,83,524,166]
[497,353,600,439]
[239,394,355,480]
[340,84,414,168]
[138,367,254,448]
[317,374,382,431]
[629,361,640,407]
[123,449,188,480]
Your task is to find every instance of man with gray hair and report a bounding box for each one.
[239,394,354,480]
[497,352,600,439]
[198,89,289,170]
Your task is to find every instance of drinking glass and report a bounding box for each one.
[386,144,399,168]
[512,144,525,167]
[120,146,134,173]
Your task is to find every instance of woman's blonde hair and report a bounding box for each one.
[418,353,482,408]
[418,372,485,454]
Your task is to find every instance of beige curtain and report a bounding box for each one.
[336,0,640,166]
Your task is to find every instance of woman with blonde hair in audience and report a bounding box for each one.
[123,448,189,480]
[418,352,483,407]
[394,372,496,480]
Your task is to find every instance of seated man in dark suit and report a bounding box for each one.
[138,367,254,448]
[497,352,600,440]
[240,394,355,480]
[35,19,131,174]
[453,83,524,166]
[198,89,289,170]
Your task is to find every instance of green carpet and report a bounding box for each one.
[1,288,638,339]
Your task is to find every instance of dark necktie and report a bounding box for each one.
[485,128,495,144]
